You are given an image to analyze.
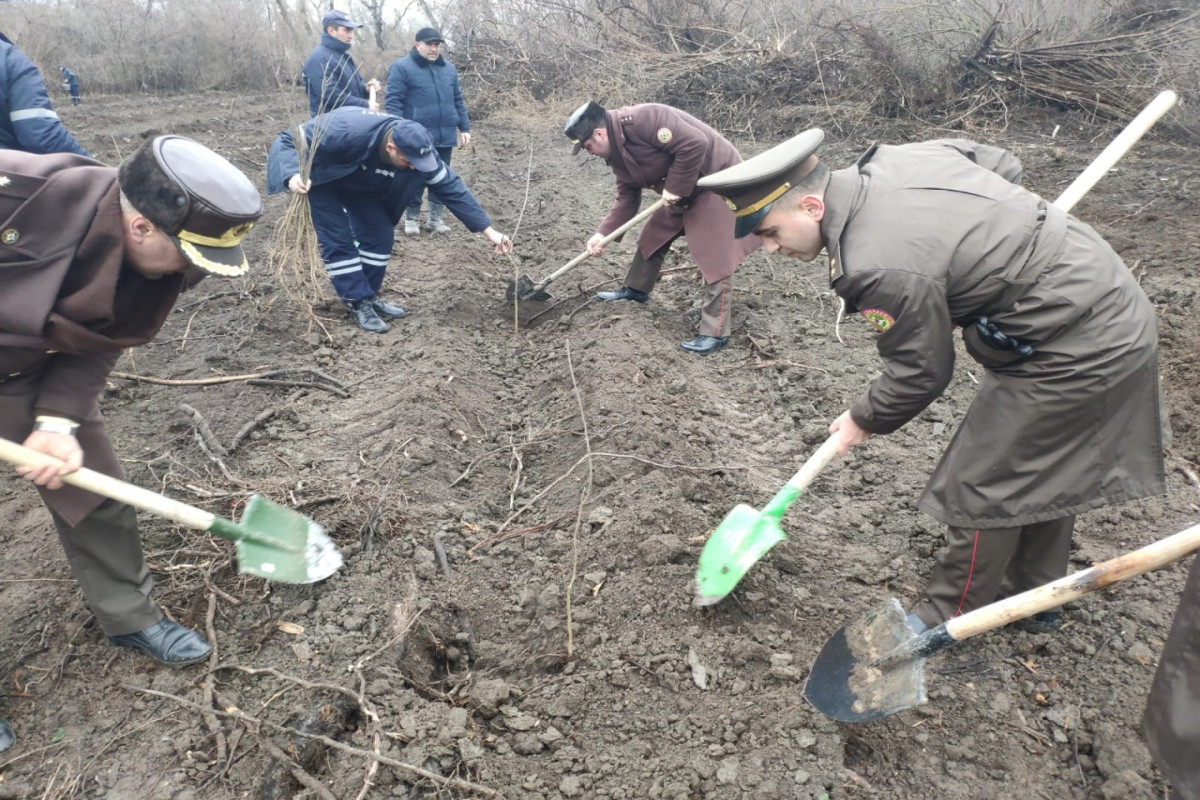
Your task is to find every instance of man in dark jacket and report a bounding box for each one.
[0,32,88,155]
[267,107,511,332]
[302,9,381,117]
[385,27,471,236]
[698,130,1164,630]
[0,135,263,753]
[1144,553,1200,800]
[60,66,81,105]
[565,101,760,355]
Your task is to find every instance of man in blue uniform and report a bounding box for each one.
[60,66,81,106]
[302,9,381,117]
[267,107,512,332]
[0,32,88,155]
[385,27,471,236]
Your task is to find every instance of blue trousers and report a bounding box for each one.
[308,185,395,303]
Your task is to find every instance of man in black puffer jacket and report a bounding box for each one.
[385,27,471,235]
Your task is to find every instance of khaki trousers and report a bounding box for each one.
[50,498,162,636]
[625,240,732,338]
[912,516,1075,628]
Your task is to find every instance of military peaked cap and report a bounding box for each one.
[697,129,825,238]
[564,101,608,154]
[119,135,263,276]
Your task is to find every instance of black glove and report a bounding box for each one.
[975,316,1034,358]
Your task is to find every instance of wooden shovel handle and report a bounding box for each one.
[1053,90,1177,213]
[946,521,1200,642]
[785,434,842,492]
[535,198,668,290]
[0,436,215,530]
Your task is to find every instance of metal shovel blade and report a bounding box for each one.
[694,503,787,606]
[214,494,343,584]
[803,598,926,723]
[505,275,550,303]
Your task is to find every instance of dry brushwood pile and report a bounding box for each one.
[1,80,1199,800]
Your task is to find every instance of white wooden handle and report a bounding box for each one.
[784,434,842,492]
[946,521,1200,641]
[0,437,215,530]
[537,198,668,289]
[1053,90,1178,212]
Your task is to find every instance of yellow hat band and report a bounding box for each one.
[177,221,255,248]
[177,239,249,277]
[729,182,792,217]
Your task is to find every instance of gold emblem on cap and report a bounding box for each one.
[1,228,19,245]
[723,197,738,211]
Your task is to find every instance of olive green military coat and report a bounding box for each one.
[821,139,1164,527]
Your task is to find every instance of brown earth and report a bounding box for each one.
[1,88,1198,800]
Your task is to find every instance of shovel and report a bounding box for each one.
[506,198,666,302]
[691,89,1180,608]
[0,437,343,584]
[694,435,841,606]
[804,521,1200,722]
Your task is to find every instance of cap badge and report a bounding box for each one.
[0,176,10,187]
[1,228,19,245]
[656,127,673,144]
[722,197,738,211]
[861,308,895,333]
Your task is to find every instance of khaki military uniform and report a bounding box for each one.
[820,140,1164,624]
[0,151,201,635]
[599,104,759,336]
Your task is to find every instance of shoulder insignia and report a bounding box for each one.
[860,308,895,333]
[656,127,673,144]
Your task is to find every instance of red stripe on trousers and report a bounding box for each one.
[953,529,982,618]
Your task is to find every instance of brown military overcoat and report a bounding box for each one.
[820,139,1164,527]
[1144,554,1200,800]
[0,151,199,525]
[598,104,758,282]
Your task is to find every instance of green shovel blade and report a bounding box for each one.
[694,503,787,606]
[210,495,343,584]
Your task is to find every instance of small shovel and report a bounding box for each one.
[506,198,666,302]
[0,437,343,584]
[694,435,841,606]
[804,520,1200,723]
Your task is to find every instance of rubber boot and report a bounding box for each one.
[425,204,451,234]
[403,207,420,237]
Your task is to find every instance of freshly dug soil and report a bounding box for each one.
[0,89,1197,800]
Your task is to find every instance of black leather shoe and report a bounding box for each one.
[369,296,407,319]
[348,299,389,332]
[0,719,13,753]
[108,618,212,667]
[679,335,729,355]
[595,286,649,303]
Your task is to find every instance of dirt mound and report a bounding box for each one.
[0,90,1197,799]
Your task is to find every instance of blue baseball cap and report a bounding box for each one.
[389,121,439,172]
[322,9,363,29]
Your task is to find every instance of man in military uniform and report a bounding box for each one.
[0,135,264,752]
[1144,555,1200,800]
[698,130,1164,631]
[564,101,759,355]
[267,107,512,332]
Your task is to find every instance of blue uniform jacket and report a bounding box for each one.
[0,34,88,155]
[266,107,491,230]
[385,50,469,149]
[302,33,369,117]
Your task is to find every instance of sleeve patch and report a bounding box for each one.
[656,127,673,144]
[860,308,895,332]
